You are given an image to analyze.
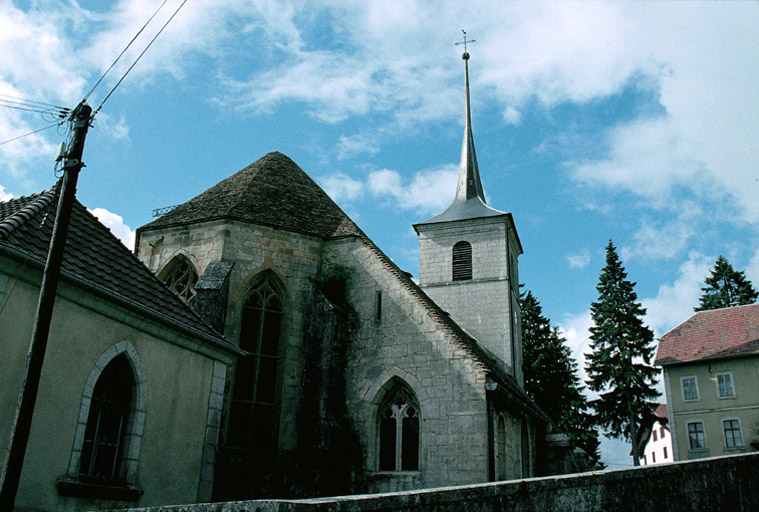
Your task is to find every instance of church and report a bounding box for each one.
[135,51,566,500]
[0,53,580,511]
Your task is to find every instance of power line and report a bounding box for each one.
[0,123,61,147]
[95,0,189,115]
[82,0,170,103]
[0,94,67,110]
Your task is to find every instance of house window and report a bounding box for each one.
[723,419,743,448]
[378,380,420,471]
[228,274,283,454]
[716,373,735,398]
[688,422,706,450]
[660,426,665,438]
[653,430,658,442]
[663,446,668,459]
[161,256,198,307]
[452,241,472,281]
[651,452,656,463]
[80,355,133,482]
[681,376,699,401]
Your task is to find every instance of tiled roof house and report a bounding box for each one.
[656,304,759,461]
[0,185,242,510]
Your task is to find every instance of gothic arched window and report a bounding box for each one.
[452,241,472,281]
[161,256,198,307]
[228,274,284,455]
[378,380,420,471]
[80,355,133,482]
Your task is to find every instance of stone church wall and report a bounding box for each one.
[326,237,497,492]
[416,219,519,377]
[138,219,326,453]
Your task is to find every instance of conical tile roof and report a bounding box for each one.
[140,152,361,239]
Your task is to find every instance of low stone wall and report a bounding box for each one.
[123,452,759,512]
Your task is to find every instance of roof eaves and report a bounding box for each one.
[0,241,243,357]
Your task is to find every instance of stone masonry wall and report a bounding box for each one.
[326,237,494,493]
[121,452,759,512]
[137,220,325,453]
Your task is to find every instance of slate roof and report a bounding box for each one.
[0,185,239,354]
[655,304,759,366]
[139,152,361,240]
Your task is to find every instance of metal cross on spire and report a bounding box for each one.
[455,29,476,53]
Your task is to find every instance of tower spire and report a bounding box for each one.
[414,31,505,227]
[456,45,486,204]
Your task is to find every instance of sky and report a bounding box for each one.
[1,0,758,469]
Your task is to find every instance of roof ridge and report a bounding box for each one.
[0,185,58,240]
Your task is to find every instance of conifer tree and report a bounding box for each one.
[695,255,758,311]
[521,290,600,462]
[585,241,659,466]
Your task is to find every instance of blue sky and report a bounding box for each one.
[2,1,758,468]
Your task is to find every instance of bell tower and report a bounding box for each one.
[413,46,524,383]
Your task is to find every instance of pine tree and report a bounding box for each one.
[521,291,600,462]
[585,241,659,466]
[695,255,758,311]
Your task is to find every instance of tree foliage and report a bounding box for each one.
[695,255,758,311]
[520,290,600,462]
[585,241,659,466]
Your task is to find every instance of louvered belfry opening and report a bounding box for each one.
[452,241,473,281]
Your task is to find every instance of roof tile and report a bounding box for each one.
[0,184,231,347]
[656,304,759,365]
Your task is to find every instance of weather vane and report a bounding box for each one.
[455,29,476,53]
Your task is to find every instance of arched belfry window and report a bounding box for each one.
[452,241,472,281]
[161,256,198,307]
[228,274,284,454]
[80,355,133,482]
[378,379,420,471]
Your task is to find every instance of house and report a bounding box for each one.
[655,304,759,461]
[133,52,575,500]
[0,187,242,511]
[635,404,673,466]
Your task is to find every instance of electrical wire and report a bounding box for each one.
[0,123,61,147]
[94,0,189,115]
[81,0,170,103]
[0,94,68,111]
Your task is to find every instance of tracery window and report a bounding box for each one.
[452,241,472,281]
[228,274,283,455]
[378,380,420,471]
[162,256,198,307]
[80,355,133,482]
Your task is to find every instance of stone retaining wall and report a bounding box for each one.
[122,452,759,512]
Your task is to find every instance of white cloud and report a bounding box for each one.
[320,173,364,202]
[557,310,593,386]
[367,165,458,214]
[567,249,590,269]
[89,207,135,250]
[0,185,13,202]
[621,217,695,262]
[641,252,711,337]
[337,133,380,160]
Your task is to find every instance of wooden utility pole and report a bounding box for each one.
[0,102,93,511]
